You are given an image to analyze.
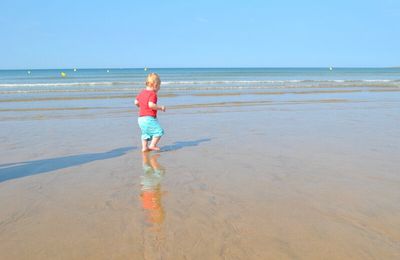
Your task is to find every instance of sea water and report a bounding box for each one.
[1,68,399,120]
[1,67,400,92]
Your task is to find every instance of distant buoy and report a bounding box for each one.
[107,69,110,73]
[144,67,148,71]
[27,70,31,74]
[73,68,77,72]
[61,72,67,78]
[329,67,333,71]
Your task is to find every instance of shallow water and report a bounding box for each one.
[1,69,400,259]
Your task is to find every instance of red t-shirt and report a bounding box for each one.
[136,89,158,117]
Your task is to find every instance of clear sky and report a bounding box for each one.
[1,0,399,69]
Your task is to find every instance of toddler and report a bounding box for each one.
[135,73,166,152]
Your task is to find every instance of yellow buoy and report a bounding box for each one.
[61,72,67,78]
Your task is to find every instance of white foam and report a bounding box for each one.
[0,79,398,89]
[0,81,136,88]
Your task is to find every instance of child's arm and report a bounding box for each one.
[134,99,140,107]
[148,102,166,112]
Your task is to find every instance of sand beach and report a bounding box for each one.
[0,68,400,259]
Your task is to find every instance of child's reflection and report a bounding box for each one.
[140,152,166,225]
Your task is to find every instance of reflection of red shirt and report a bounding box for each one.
[141,191,160,210]
[136,89,157,117]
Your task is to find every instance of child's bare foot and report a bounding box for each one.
[148,146,160,151]
[142,147,150,152]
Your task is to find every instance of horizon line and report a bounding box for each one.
[1,66,399,71]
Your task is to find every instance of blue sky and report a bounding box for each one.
[1,0,399,69]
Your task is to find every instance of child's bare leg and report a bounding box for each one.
[149,136,161,151]
[141,139,149,152]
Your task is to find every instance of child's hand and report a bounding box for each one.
[161,106,166,112]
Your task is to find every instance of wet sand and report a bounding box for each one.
[1,92,400,259]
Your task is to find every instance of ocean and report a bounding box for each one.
[1,68,400,120]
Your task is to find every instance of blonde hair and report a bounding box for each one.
[146,73,161,86]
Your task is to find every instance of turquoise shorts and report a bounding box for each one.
[138,116,164,141]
